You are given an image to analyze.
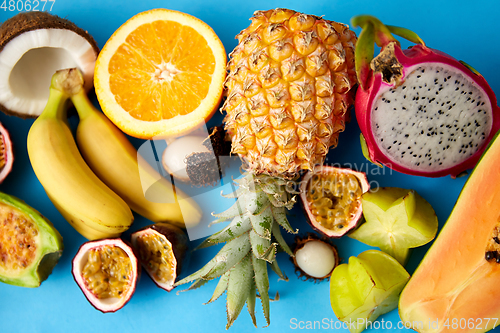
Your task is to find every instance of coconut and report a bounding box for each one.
[0,12,99,118]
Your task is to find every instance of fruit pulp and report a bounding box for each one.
[349,187,437,265]
[0,203,39,273]
[330,250,410,333]
[94,9,227,139]
[135,233,175,284]
[82,246,132,299]
[306,171,363,231]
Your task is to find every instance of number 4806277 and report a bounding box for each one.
[1,0,56,11]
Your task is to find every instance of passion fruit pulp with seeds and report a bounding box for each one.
[0,192,63,288]
[0,122,13,183]
[299,166,370,238]
[72,239,139,313]
[291,234,339,281]
[131,223,189,292]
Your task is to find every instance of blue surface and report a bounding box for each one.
[1,1,500,332]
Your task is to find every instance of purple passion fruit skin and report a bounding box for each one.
[0,122,13,183]
[299,166,370,238]
[130,223,189,292]
[72,238,139,313]
[0,191,63,287]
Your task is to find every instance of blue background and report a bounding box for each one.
[1,0,499,332]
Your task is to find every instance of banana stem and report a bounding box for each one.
[39,88,69,120]
[39,68,87,120]
[50,67,96,120]
[51,68,85,96]
[71,89,95,120]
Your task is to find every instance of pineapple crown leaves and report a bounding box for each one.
[176,173,297,329]
[178,243,287,329]
[351,15,425,90]
[201,176,298,250]
[175,278,209,295]
[226,254,254,329]
[206,270,231,305]
[175,233,252,286]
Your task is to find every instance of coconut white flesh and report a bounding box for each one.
[162,136,209,181]
[0,28,96,117]
[295,240,336,278]
[371,63,493,172]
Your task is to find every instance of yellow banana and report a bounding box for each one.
[27,69,134,240]
[70,73,202,229]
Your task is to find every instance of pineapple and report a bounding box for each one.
[175,9,357,328]
[224,8,357,178]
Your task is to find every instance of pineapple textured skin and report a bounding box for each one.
[223,8,357,178]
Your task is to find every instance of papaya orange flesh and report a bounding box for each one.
[399,131,500,333]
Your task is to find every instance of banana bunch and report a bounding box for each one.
[28,69,201,240]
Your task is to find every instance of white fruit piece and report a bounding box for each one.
[295,240,337,278]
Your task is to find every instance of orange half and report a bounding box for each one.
[94,9,226,139]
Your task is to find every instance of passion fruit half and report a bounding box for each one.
[299,166,370,238]
[130,223,189,292]
[72,238,139,313]
[0,191,63,287]
[0,122,13,183]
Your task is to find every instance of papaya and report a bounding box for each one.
[399,130,500,333]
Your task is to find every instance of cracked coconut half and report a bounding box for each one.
[0,12,99,118]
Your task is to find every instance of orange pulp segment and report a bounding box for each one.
[94,9,226,139]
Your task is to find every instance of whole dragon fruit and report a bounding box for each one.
[353,16,500,177]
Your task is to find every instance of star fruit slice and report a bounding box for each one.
[349,187,437,265]
[330,250,410,333]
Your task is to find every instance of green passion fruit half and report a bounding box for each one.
[300,166,370,238]
[72,238,139,313]
[131,223,189,292]
[0,191,63,288]
[330,250,410,333]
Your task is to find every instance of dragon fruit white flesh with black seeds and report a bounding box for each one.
[353,16,500,177]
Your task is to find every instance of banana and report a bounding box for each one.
[27,69,134,240]
[70,71,202,229]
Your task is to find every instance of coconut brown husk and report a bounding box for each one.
[0,12,99,118]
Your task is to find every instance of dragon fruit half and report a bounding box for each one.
[353,16,500,177]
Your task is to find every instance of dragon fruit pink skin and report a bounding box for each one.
[353,16,500,178]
